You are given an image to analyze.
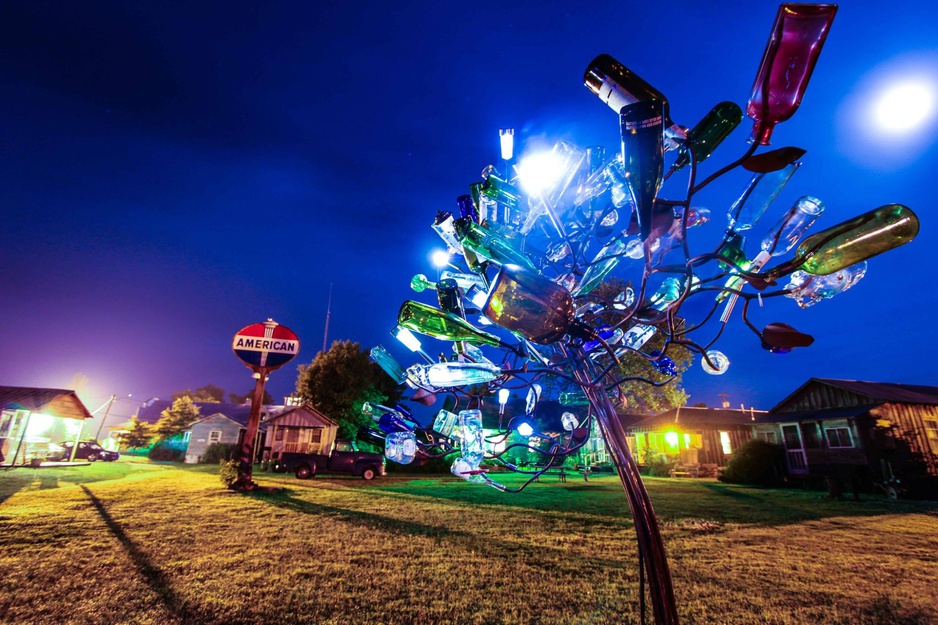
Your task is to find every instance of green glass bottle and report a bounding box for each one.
[397,301,502,348]
[453,217,536,270]
[671,101,743,172]
[481,173,522,211]
[791,204,919,276]
[717,233,748,272]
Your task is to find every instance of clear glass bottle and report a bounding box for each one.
[406,362,502,388]
[453,217,536,270]
[747,4,838,145]
[385,431,417,465]
[761,195,825,256]
[727,162,800,232]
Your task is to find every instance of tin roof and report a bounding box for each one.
[771,378,938,412]
[0,386,93,420]
[134,400,285,426]
[625,406,767,430]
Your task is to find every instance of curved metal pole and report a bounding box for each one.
[568,347,679,625]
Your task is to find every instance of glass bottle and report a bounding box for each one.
[436,278,465,318]
[761,195,825,256]
[456,194,478,222]
[747,4,838,145]
[411,273,437,293]
[397,300,503,348]
[784,261,867,308]
[406,361,502,388]
[458,409,485,467]
[385,431,417,465]
[432,409,460,440]
[718,233,748,271]
[369,345,406,384]
[483,264,575,345]
[671,101,743,172]
[620,99,665,241]
[584,53,686,149]
[784,204,919,276]
[481,172,523,211]
[573,235,628,297]
[701,350,730,375]
[453,217,536,270]
[431,211,462,251]
[727,162,800,232]
[559,391,590,407]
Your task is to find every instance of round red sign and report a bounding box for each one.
[232,319,300,371]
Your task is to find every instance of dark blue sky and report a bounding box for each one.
[1,1,936,423]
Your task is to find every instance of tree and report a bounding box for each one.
[118,415,153,449]
[227,389,274,405]
[295,340,402,439]
[153,396,202,440]
[172,384,224,403]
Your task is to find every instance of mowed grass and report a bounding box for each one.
[1,461,937,625]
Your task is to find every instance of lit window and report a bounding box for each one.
[183,432,191,443]
[924,420,938,454]
[208,431,222,444]
[664,432,679,448]
[825,427,853,448]
[719,431,732,455]
[683,433,691,447]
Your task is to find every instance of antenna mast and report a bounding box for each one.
[322,283,333,353]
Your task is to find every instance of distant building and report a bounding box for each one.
[0,386,93,466]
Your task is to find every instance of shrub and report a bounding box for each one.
[641,458,674,477]
[147,441,185,462]
[202,443,239,464]
[220,459,239,487]
[719,439,785,486]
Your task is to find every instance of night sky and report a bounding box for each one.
[2,1,936,426]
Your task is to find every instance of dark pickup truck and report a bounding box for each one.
[272,440,386,480]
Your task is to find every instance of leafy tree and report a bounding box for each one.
[295,340,402,439]
[172,384,224,403]
[118,415,153,449]
[227,389,275,405]
[153,396,201,440]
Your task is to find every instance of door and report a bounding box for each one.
[781,424,808,475]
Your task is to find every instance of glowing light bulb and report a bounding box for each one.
[874,80,936,133]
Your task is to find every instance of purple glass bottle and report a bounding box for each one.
[747,4,837,145]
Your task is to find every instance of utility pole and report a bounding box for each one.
[94,395,117,441]
[322,283,333,354]
[718,393,730,409]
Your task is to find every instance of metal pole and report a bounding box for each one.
[94,395,117,442]
[232,368,268,490]
[568,347,679,624]
[322,283,333,354]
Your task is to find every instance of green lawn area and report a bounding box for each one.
[1,460,937,624]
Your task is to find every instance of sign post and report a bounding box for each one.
[230,319,300,490]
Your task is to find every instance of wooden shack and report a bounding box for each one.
[624,406,764,472]
[263,404,339,460]
[757,378,938,481]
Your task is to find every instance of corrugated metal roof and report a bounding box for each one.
[0,386,93,420]
[755,404,879,423]
[770,378,938,412]
[626,406,766,430]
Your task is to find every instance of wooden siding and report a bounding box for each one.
[774,381,877,413]
[870,403,938,476]
[185,415,243,464]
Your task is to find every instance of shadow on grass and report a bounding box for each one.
[252,488,476,541]
[80,485,210,624]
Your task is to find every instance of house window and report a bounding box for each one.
[719,431,732,455]
[923,419,938,454]
[183,432,191,443]
[825,427,853,448]
[756,431,777,444]
[801,422,822,449]
[275,428,284,442]
[208,431,222,444]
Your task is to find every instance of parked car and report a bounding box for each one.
[48,441,120,462]
[272,439,385,480]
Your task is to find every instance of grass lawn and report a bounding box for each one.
[1,460,937,624]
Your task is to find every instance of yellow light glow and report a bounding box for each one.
[664,431,679,448]
[683,433,691,447]
[719,431,732,455]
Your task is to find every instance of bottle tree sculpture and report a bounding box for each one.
[367,4,919,624]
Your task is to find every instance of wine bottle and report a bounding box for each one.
[453,217,536,270]
[385,431,417,465]
[785,204,918,276]
[483,264,575,345]
[585,53,686,149]
[410,274,437,293]
[436,278,466,318]
[481,173,522,211]
[398,300,502,347]
[459,409,485,467]
[620,100,665,241]
[747,4,838,145]
[671,101,743,172]
[369,345,406,384]
[761,195,825,256]
[573,236,627,297]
